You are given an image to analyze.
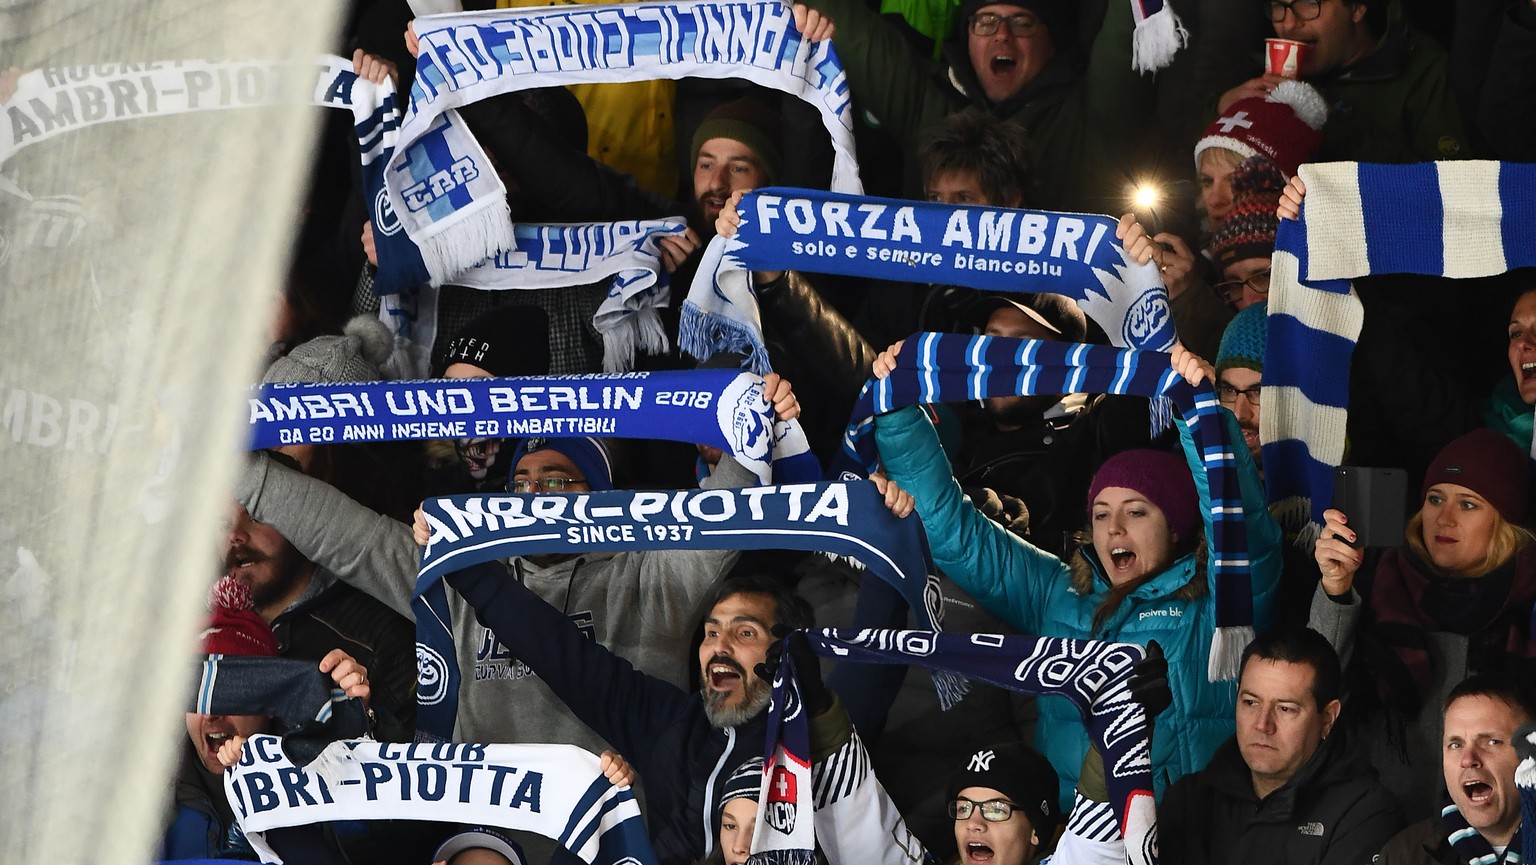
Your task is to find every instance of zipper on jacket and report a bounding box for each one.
[701,725,736,857]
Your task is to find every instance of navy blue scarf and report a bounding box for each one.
[246,369,820,485]
[840,332,1252,680]
[191,655,370,767]
[413,482,946,738]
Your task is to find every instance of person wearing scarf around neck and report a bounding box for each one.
[1311,427,1536,817]
[870,335,1282,810]
[1373,673,1534,865]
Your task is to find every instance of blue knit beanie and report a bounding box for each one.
[508,437,614,491]
[1216,302,1267,376]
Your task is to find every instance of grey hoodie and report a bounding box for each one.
[237,452,748,750]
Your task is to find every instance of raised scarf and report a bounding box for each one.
[378,218,690,376]
[681,188,1175,373]
[392,0,863,284]
[839,332,1253,679]
[1265,161,1536,530]
[224,736,656,865]
[413,482,946,738]
[757,630,1158,865]
[245,369,819,486]
[191,655,371,767]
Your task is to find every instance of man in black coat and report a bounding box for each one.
[1159,627,1403,864]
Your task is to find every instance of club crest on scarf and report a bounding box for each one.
[683,189,1175,373]
[415,642,450,706]
[721,375,773,464]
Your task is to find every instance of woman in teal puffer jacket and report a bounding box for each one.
[872,341,1282,810]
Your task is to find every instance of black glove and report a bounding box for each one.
[963,486,1031,540]
[754,627,832,716]
[1130,640,1171,720]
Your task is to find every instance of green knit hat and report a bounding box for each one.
[1215,301,1267,375]
[690,97,782,184]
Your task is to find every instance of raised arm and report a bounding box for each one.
[238,452,419,618]
[873,399,1062,635]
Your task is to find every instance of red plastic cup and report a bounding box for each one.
[1265,38,1308,79]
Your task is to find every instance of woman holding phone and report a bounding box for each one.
[1310,427,1536,813]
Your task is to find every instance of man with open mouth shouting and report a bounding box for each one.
[789,0,1155,212]
[1374,673,1534,865]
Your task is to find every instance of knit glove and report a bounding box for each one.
[755,627,833,716]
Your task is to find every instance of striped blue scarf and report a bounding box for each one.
[682,188,1175,373]
[839,332,1253,680]
[1442,801,1524,865]
[392,0,863,285]
[1266,161,1536,529]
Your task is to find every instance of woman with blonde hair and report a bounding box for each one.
[1312,427,1536,813]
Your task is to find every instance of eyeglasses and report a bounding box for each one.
[948,796,1022,822]
[969,11,1041,37]
[1212,268,1271,305]
[1216,382,1263,407]
[511,476,587,493]
[1269,0,1325,23]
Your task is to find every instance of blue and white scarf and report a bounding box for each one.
[1266,161,1536,529]
[761,631,1158,865]
[414,482,945,738]
[391,0,863,285]
[225,736,656,865]
[381,218,691,376]
[319,55,435,296]
[245,369,818,485]
[191,655,371,767]
[1128,0,1189,73]
[750,648,815,865]
[839,332,1253,680]
[681,189,1174,372]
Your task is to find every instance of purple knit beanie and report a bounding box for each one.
[1087,449,1201,544]
[1422,428,1528,524]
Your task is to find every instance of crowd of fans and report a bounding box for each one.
[155,0,1536,862]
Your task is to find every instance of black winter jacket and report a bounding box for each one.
[271,572,417,740]
[449,562,768,865]
[1160,730,1404,865]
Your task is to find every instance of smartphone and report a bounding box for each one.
[1332,466,1409,548]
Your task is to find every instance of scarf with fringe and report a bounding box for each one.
[838,332,1255,680]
